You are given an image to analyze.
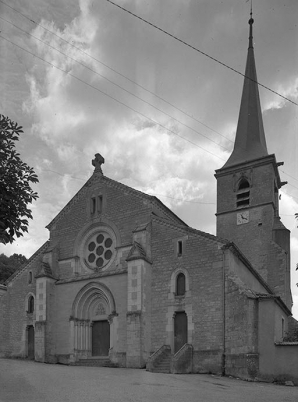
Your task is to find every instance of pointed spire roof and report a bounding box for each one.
[222,11,268,168]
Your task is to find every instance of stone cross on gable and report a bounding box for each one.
[92,153,105,174]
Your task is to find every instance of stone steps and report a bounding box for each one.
[75,358,118,368]
[151,355,171,373]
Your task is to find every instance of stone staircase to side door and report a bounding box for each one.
[147,344,193,374]
[146,345,172,373]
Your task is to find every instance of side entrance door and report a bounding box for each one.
[28,325,35,359]
[174,311,187,353]
[92,320,110,356]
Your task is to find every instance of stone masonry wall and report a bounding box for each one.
[49,178,176,265]
[150,219,224,374]
[267,241,290,309]
[217,162,276,215]
[224,274,259,379]
[217,162,278,285]
[2,255,41,357]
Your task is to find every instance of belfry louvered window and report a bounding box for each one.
[236,179,250,208]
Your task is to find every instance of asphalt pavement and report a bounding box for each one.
[0,358,297,402]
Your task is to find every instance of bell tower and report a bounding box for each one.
[215,12,292,309]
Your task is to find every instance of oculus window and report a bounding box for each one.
[85,230,115,270]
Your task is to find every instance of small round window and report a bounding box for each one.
[85,231,114,270]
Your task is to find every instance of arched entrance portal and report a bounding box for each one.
[27,325,35,359]
[174,311,187,353]
[71,282,117,360]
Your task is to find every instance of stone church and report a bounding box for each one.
[1,16,297,384]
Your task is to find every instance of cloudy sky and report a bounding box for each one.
[1,0,297,318]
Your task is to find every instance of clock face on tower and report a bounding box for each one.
[237,210,249,225]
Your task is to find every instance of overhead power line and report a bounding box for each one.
[37,170,298,208]
[0,15,231,153]
[149,193,215,205]
[0,33,226,162]
[107,0,298,107]
[1,1,297,186]
[41,169,86,182]
[42,168,216,205]
[0,0,233,145]
[281,170,298,183]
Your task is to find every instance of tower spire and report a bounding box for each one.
[222,9,268,168]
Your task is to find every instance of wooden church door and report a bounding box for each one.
[28,326,35,359]
[174,312,187,353]
[92,321,110,356]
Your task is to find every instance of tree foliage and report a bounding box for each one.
[0,115,39,244]
[0,253,28,283]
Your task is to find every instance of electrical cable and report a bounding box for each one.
[0,33,226,162]
[41,169,215,204]
[1,3,297,191]
[281,170,298,183]
[2,1,296,182]
[0,15,231,152]
[0,0,234,145]
[106,0,298,107]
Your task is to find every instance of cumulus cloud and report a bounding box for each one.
[280,191,298,230]
[23,0,99,164]
[263,77,298,112]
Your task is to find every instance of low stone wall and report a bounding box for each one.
[267,343,298,385]
[225,353,259,380]
[110,350,126,368]
[192,349,222,375]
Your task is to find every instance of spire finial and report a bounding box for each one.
[248,0,254,49]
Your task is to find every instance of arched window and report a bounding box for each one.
[236,178,250,208]
[28,271,33,284]
[176,273,186,296]
[28,295,34,313]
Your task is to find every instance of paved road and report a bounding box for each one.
[0,359,296,402]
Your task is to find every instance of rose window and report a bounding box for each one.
[85,232,114,269]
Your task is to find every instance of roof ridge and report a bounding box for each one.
[151,214,226,243]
